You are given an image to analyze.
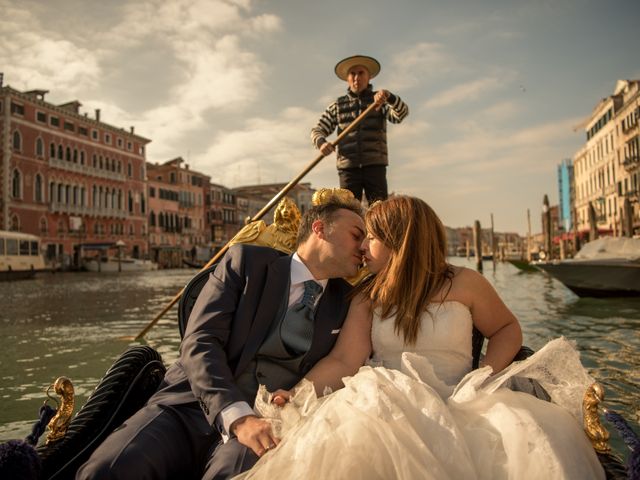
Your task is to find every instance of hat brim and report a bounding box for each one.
[334,55,381,81]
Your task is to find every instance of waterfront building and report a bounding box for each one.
[573,79,640,236]
[147,177,181,267]
[616,80,640,234]
[207,183,240,252]
[557,158,574,233]
[146,158,209,261]
[0,80,150,267]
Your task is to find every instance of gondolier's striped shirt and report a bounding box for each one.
[311,92,409,150]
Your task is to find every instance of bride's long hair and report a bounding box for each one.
[361,196,454,345]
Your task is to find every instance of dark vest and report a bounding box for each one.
[336,86,388,169]
[235,282,345,405]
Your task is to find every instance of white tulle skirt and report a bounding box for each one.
[234,338,605,480]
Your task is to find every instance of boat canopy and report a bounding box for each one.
[575,237,640,261]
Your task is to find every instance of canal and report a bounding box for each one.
[1,259,639,461]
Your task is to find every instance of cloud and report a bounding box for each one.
[193,107,325,187]
[424,75,513,109]
[385,43,459,90]
[0,0,283,164]
[0,0,101,94]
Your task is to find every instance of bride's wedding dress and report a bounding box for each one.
[236,301,605,479]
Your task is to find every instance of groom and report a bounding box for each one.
[77,199,366,480]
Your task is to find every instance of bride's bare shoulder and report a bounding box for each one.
[444,266,489,304]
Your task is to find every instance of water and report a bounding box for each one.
[0,260,638,461]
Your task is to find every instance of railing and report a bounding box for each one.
[48,157,126,181]
[622,155,639,172]
[49,203,128,218]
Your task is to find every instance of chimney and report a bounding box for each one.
[130,126,135,134]
[95,109,101,122]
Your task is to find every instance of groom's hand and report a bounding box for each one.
[232,414,280,457]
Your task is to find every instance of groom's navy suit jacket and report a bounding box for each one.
[151,243,353,430]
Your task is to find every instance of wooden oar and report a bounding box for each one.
[131,100,380,341]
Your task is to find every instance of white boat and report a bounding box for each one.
[0,230,46,280]
[84,257,158,272]
[535,237,640,297]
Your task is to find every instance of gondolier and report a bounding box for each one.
[311,54,409,203]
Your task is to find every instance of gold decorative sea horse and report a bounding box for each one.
[45,376,75,444]
[582,382,610,453]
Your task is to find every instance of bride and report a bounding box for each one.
[236,195,605,479]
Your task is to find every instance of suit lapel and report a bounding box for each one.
[234,254,291,376]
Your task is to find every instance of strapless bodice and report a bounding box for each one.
[370,301,473,396]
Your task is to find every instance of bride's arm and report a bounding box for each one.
[460,269,522,373]
[304,294,373,395]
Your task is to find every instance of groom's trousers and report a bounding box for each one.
[76,400,259,480]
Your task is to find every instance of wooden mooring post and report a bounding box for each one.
[490,213,496,271]
[473,220,483,273]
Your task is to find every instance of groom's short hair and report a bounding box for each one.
[297,200,363,246]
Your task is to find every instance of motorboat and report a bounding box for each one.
[84,257,158,272]
[0,230,47,281]
[535,237,640,297]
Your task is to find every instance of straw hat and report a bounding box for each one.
[334,55,381,81]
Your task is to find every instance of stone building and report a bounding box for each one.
[573,79,639,236]
[207,183,240,252]
[0,82,150,268]
[147,158,210,262]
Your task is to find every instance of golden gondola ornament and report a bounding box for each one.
[45,377,75,445]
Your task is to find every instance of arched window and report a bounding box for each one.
[39,217,48,235]
[73,149,78,163]
[81,187,86,206]
[98,186,103,208]
[49,182,55,204]
[92,154,97,168]
[35,174,43,202]
[92,185,97,207]
[65,185,71,204]
[10,214,20,231]
[105,188,111,210]
[36,138,44,157]
[128,191,133,213]
[58,184,64,203]
[140,193,146,214]
[80,151,85,165]
[159,212,164,227]
[57,145,63,160]
[12,131,21,151]
[73,186,79,205]
[99,156,103,169]
[50,142,56,158]
[118,190,122,210]
[11,169,21,198]
[66,147,72,161]
[117,161,122,173]
[150,211,156,226]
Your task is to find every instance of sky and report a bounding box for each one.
[1,0,639,234]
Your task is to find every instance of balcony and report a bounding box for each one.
[49,203,128,218]
[622,155,639,172]
[48,157,126,182]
